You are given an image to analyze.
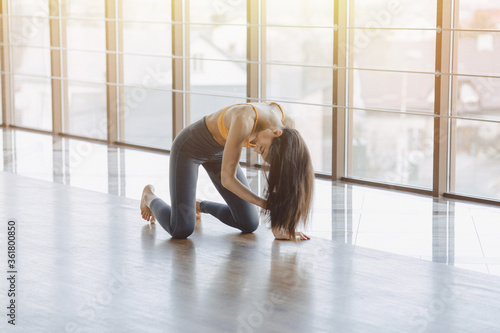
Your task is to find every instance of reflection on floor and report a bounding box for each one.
[2,127,500,278]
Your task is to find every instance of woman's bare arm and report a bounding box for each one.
[220,106,266,208]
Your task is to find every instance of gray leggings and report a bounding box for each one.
[149,117,259,239]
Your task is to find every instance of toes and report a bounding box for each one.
[140,206,155,224]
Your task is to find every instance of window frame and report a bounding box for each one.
[0,0,499,206]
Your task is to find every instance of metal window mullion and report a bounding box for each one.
[48,0,65,184]
[117,0,125,141]
[246,0,260,167]
[172,0,185,138]
[184,1,191,126]
[433,0,453,197]
[346,0,355,177]
[0,0,11,126]
[59,0,69,133]
[107,1,123,197]
[106,0,118,144]
[247,0,259,103]
[448,0,460,193]
[49,0,62,134]
[260,0,267,102]
[332,0,348,180]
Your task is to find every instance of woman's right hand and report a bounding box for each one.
[272,228,310,241]
[258,198,267,209]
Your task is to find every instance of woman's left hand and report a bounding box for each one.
[273,229,311,241]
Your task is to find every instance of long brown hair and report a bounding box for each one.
[263,128,314,240]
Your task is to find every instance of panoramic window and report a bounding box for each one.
[1,0,499,203]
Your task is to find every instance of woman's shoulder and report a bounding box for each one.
[226,103,258,119]
[225,102,280,114]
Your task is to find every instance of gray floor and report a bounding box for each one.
[1,171,500,333]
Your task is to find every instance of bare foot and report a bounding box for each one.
[140,185,156,224]
[196,200,203,220]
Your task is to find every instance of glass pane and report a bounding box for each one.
[456,31,500,76]
[14,131,53,182]
[188,94,246,123]
[453,76,500,121]
[274,102,332,174]
[458,0,500,30]
[11,0,49,16]
[309,179,333,239]
[267,0,334,26]
[13,75,52,131]
[66,19,106,51]
[124,149,170,200]
[190,0,246,25]
[66,0,105,18]
[68,139,108,193]
[353,0,436,29]
[191,60,246,96]
[120,55,172,148]
[11,46,51,77]
[67,50,106,83]
[120,87,172,149]
[266,65,332,105]
[122,0,171,22]
[190,25,246,61]
[266,27,333,66]
[453,119,500,200]
[352,70,435,113]
[9,17,50,47]
[122,22,171,55]
[352,29,435,72]
[122,55,172,86]
[350,110,434,188]
[67,82,107,140]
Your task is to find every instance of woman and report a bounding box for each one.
[140,102,314,241]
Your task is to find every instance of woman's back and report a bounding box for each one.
[205,102,285,147]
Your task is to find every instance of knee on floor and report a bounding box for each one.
[171,225,195,239]
[239,218,259,234]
